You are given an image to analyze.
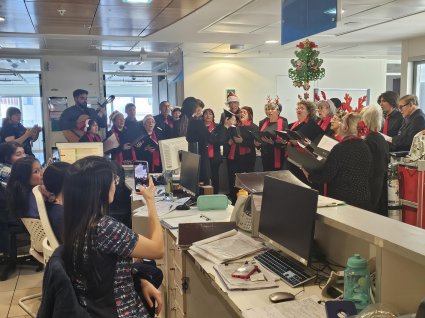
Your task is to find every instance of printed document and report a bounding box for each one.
[242,296,325,318]
[103,133,120,152]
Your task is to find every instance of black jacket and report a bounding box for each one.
[365,132,389,216]
[391,108,425,151]
[37,247,90,318]
[309,138,372,210]
[382,109,403,137]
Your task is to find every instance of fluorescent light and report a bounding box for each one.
[265,40,279,44]
[122,0,152,3]
[0,17,5,22]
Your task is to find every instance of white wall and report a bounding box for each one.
[401,34,425,96]
[184,57,387,123]
[41,55,102,158]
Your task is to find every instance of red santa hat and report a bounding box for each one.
[226,92,239,104]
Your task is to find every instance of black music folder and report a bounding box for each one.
[287,146,326,172]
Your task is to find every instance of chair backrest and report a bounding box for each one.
[33,185,59,250]
[21,217,46,264]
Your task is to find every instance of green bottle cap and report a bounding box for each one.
[347,254,367,269]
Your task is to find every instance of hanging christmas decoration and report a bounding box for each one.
[288,39,326,97]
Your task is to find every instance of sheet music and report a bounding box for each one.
[242,296,325,318]
[103,133,120,152]
[190,230,264,263]
[317,135,339,152]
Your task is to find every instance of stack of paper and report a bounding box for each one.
[189,230,264,263]
[242,296,326,318]
[213,262,278,291]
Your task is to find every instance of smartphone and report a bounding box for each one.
[134,160,149,191]
[231,264,258,279]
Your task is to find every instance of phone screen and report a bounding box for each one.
[134,161,149,190]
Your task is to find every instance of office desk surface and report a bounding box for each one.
[317,204,425,266]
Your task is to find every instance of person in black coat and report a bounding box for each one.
[359,105,389,216]
[227,106,259,202]
[256,100,288,171]
[202,108,228,194]
[136,115,165,173]
[378,91,403,137]
[306,113,373,210]
[388,94,425,151]
[105,111,136,165]
[153,101,173,139]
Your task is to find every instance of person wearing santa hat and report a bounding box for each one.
[220,92,241,125]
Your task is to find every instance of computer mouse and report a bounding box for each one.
[175,203,191,210]
[269,291,295,303]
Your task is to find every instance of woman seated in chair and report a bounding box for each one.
[62,156,163,317]
[43,162,71,243]
[6,156,43,219]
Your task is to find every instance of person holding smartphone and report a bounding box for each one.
[61,156,163,317]
[0,107,41,157]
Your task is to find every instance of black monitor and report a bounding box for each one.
[259,176,318,266]
[179,151,201,197]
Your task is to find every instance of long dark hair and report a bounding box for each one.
[177,97,199,136]
[0,142,23,164]
[6,156,38,217]
[62,156,114,276]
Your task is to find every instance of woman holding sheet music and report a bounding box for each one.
[227,106,259,202]
[202,108,228,194]
[137,115,164,173]
[105,111,136,165]
[304,112,373,210]
[255,98,288,171]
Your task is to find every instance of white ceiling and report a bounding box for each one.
[1,0,425,62]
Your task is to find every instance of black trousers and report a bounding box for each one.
[228,154,256,203]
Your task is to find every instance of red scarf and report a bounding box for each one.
[383,115,389,135]
[85,133,101,142]
[150,131,161,172]
[111,127,136,164]
[318,115,332,132]
[207,122,215,158]
[260,118,284,169]
[290,117,308,131]
[334,134,343,142]
[228,121,253,160]
[342,135,360,142]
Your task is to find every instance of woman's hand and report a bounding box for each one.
[137,176,156,201]
[261,136,274,145]
[144,145,155,153]
[233,136,243,144]
[224,116,236,128]
[141,279,162,315]
[122,143,132,150]
[275,136,287,145]
[228,139,234,146]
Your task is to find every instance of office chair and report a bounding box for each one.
[19,217,52,317]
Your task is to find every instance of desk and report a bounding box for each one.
[131,186,425,317]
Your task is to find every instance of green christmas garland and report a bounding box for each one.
[288,39,325,91]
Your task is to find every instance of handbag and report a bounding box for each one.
[196,194,230,211]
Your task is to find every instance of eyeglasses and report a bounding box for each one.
[114,175,120,186]
[398,102,410,109]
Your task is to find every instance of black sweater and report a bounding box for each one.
[309,138,372,210]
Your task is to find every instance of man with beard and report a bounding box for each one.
[59,89,107,141]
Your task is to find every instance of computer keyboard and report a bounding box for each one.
[254,249,315,287]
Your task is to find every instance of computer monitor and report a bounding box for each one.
[179,151,201,197]
[159,137,188,172]
[259,176,318,266]
[56,142,104,164]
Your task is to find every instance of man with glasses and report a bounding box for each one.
[387,94,425,151]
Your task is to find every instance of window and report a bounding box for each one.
[414,61,425,110]
[106,96,153,121]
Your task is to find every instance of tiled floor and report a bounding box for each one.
[0,264,42,318]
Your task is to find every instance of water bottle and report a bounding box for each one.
[344,254,370,311]
[164,170,173,200]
